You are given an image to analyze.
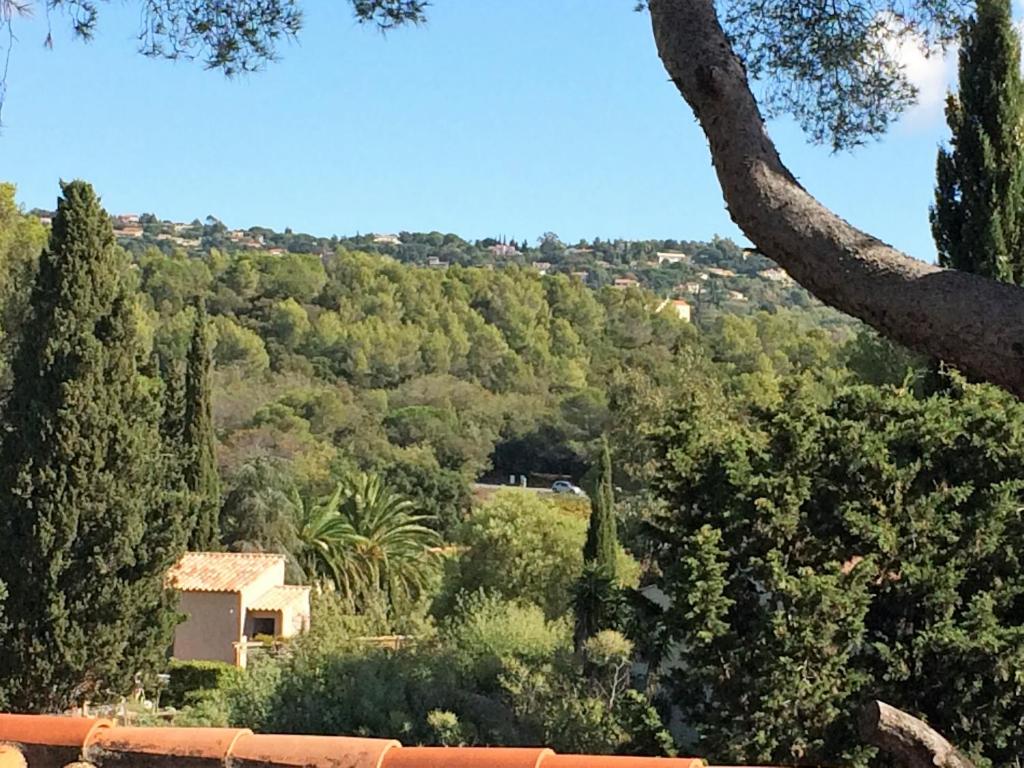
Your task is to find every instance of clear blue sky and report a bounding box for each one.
[3,1,957,260]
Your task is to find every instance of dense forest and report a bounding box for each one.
[5,181,1024,768]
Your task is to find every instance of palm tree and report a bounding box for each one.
[337,472,442,610]
[290,484,365,595]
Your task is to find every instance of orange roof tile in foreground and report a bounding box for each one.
[0,715,111,768]
[166,552,285,592]
[0,716,706,768]
[383,747,552,768]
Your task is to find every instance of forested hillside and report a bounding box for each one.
[0,194,853,523]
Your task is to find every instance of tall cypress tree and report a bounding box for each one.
[574,437,621,651]
[183,300,221,550]
[583,437,619,575]
[931,0,1024,282]
[0,181,185,711]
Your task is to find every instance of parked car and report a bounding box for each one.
[551,480,586,496]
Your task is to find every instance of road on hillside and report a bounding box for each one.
[472,482,553,495]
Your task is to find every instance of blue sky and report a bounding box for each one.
[2,1,960,260]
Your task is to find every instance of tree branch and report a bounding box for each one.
[647,0,1024,397]
[858,700,976,768]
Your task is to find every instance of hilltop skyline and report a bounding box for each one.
[4,1,966,260]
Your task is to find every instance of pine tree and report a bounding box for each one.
[0,181,186,711]
[183,300,221,550]
[931,0,1024,282]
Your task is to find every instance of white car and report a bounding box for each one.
[551,480,586,496]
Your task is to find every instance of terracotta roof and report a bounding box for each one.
[166,552,285,593]
[0,715,706,768]
[250,585,310,612]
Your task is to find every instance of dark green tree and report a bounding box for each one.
[0,181,186,711]
[648,378,1024,767]
[183,300,221,549]
[575,438,622,651]
[583,437,618,574]
[931,0,1024,282]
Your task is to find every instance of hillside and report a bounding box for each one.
[16,199,873,540]
[29,208,847,324]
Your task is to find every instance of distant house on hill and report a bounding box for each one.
[613,276,640,289]
[166,552,310,667]
[656,251,689,265]
[372,233,402,246]
[759,267,794,285]
[488,243,520,257]
[426,256,449,269]
[533,261,552,275]
[705,267,736,278]
[656,298,692,322]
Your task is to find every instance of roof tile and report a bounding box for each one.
[249,585,310,612]
[166,552,285,593]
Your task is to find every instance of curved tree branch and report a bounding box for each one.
[648,0,1024,397]
[858,700,976,768]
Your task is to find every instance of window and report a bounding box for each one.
[251,616,276,638]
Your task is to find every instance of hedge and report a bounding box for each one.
[164,660,242,709]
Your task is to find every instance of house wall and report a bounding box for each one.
[173,591,241,664]
[238,560,286,642]
[281,593,311,638]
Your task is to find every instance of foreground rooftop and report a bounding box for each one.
[0,715,705,768]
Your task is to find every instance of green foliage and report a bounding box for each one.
[165,659,243,709]
[442,489,588,618]
[0,184,45,385]
[572,563,627,654]
[499,629,674,756]
[334,472,443,611]
[425,709,465,747]
[218,593,668,753]
[0,181,187,711]
[648,378,1024,767]
[440,592,570,687]
[583,438,619,574]
[184,301,221,548]
[932,0,1024,282]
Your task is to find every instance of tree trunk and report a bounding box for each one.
[858,700,976,768]
[647,0,1024,397]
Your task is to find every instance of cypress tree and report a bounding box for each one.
[183,300,221,550]
[583,437,618,575]
[574,437,621,651]
[931,0,1024,282]
[0,181,185,711]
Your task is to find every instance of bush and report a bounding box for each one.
[165,660,242,709]
[440,489,587,618]
[441,592,570,687]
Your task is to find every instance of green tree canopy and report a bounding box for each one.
[647,377,1024,767]
[932,0,1024,282]
[0,181,186,711]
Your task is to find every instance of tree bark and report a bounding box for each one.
[858,700,976,768]
[647,0,1024,397]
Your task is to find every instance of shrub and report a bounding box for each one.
[441,592,570,687]
[441,489,587,618]
[165,660,242,709]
